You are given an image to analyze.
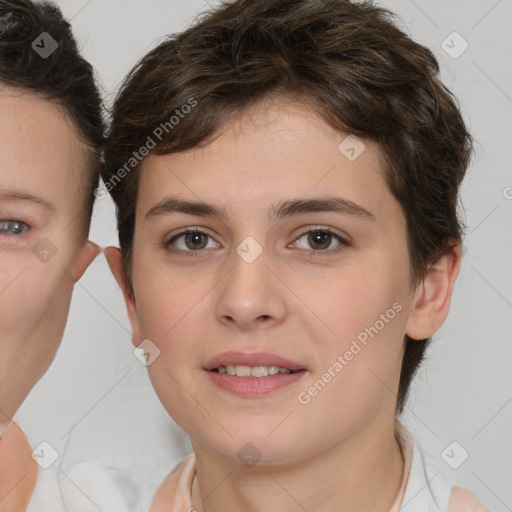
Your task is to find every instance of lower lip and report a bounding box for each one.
[205,369,307,397]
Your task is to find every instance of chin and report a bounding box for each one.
[205,430,303,468]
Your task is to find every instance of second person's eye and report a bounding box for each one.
[0,220,30,236]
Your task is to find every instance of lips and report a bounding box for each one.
[204,351,307,397]
[204,351,306,372]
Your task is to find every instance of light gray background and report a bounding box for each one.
[15,0,512,510]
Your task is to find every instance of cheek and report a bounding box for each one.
[0,244,77,336]
[132,269,202,406]
[314,261,404,338]
[303,256,408,416]
[132,251,209,340]
[133,272,182,339]
[0,269,56,335]
[132,263,214,417]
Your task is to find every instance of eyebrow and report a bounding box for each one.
[145,196,376,223]
[0,191,55,211]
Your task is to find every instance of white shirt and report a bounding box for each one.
[45,420,492,512]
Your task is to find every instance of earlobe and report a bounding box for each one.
[405,241,462,340]
[70,240,102,282]
[104,246,142,346]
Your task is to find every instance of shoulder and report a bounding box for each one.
[28,467,66,512]
[59,461,154,512]
[0,421,39,510]
[397,422,493,512]
[150,454,196,512]
[58,454,195,512]
[447,485,492,512]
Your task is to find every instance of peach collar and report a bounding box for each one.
[0,421,39,511]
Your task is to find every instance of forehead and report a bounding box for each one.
[0,87,88,209]
[136,98,399,227]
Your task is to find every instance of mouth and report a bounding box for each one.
[204,351,306,373]
[204,351,307,397]
[211,365,298,377]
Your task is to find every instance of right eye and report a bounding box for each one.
[0,220,30,235]
[165,228,219,256]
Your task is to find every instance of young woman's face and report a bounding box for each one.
[126,98,424,464]
[0,87,98,425]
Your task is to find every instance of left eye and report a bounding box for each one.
[293,229,348,252]
[0,220,30,235]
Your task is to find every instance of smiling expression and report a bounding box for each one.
[123,96,420,464]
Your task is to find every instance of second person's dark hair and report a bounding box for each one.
[0,0,105,224]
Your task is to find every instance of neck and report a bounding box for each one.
[0,405,14,440]
[190,419,404,512]
[0,420,9,440]
[0,339,44,438]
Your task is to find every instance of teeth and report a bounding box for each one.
[216,365,294,377]
[250,366,268,377]
[235,365,251,377]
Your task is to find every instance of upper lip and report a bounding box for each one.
[204,351,306,372]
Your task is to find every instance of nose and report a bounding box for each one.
[214,241,287,331]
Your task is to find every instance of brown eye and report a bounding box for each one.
[165,228,219,256]
[306,231,332,250]
[182,231,209,250]
[294,229,349,253]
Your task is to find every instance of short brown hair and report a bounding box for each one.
[0,0,105,226]
[103,0,472,412]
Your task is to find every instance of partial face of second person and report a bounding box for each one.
[0,86,100,432]
[107,96,460,469]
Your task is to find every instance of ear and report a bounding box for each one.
[404,241,462,340]
[69,240,102,282]
[104,246,142,347]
